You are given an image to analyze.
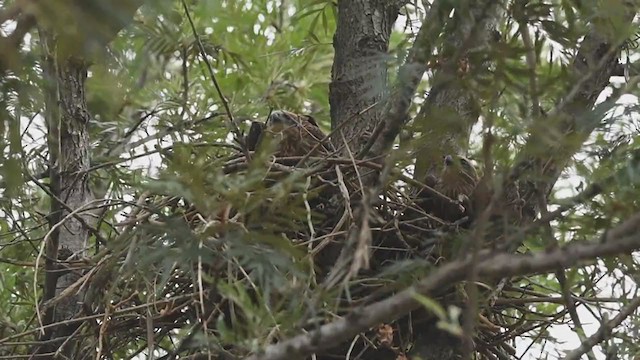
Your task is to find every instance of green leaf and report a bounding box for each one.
[413,293,447,320]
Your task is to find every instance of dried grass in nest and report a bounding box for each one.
[15,151,529,360]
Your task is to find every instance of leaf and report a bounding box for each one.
[540,20,574,47]
[413,293,447,320]
[292,7,323,23]
[321,5,328,35]
[4,111,23,197]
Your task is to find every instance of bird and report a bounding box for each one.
[417,154,480,224]
[261,109,334,158]
[438,155,480,202]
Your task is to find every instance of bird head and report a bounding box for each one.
[266,110,318,133]
[440,154,479,196]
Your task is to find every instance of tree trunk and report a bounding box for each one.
[30,3,145,356]
[35,30,94,358]
[329,0,401,152]
[328,2,494,359]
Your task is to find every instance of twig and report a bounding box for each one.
[181,0,250,160]
[538,188,597,360]
[296,102,379,167]
[517,13,540,118]
[180,44,189,119]
[33,199,109,334]
[563,296,640,360]
[493,296,626,306]
[0,294,195,346]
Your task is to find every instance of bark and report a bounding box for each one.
[321,0,405,295]
[34,31,94,357]
[329,0,401,153]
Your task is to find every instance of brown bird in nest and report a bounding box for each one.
[262,110,334,158]
[418,154,480,224]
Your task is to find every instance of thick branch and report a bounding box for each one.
[245,212,640,360]
[364,1,449,161]
[512,6,639,213]
[413,0,506,180]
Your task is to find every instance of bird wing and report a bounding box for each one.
[302,121,334,155]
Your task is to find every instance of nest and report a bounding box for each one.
[10,147,544,360]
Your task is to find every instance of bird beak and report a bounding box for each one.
[444,155,454,166]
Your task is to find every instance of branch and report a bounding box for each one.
[563,296,640,360]
[391,0,411,8]
[362,0,448,161]
[412,0,506,179]
[493,296,627,306]
[511,5,639,207]
[245,212,640,360]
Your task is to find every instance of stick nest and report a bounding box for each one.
[12,148,547,360]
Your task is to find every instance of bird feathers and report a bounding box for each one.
[263,110,334,158]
